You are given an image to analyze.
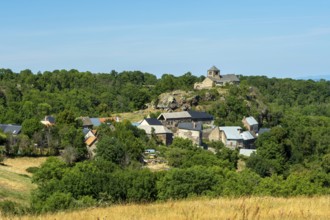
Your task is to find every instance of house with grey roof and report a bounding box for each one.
[157,110,213,128]
[208,126,256,149]
[219,126,243,149]
[0,124,22,135]
[194,66,240,90]
[138,118,173,145]
[41,116,55,127]
[176,122,203,146]
[140,118,163,126]
[241,130,256,148]
[242,116,259,133]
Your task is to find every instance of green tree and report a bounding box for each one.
[96,136,126,165]
[21,118,43,138]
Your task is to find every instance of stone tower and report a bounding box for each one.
[207,66,220,79]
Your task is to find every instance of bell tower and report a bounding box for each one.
[207,66,220,79]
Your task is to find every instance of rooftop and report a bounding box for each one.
[208,66,220,71]
[178,122,202,131]
[158,110,213,121]
[138,125,173,134]
[219,126,242,140]
[241,131,256,140]
[143,118,163,126]
[188,110,213,120]
[0,124,22,135]
[244,116,258,126]
[158,111,191,120]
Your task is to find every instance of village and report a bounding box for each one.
[0,66,269,165]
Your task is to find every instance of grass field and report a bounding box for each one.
[2,196,329,220]
[117,109,157,122]
[0,157,47,205]
[0,157,329,219]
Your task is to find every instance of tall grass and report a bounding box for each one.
[3,196,329,220]
[0,157,47,204]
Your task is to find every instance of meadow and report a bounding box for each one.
[1,157,329,220]
[1,196,329,220]
[0,157,47,205]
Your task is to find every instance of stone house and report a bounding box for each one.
[176,122,203,146]
[157,110,213,129]
[242,116,258,133]
[194,66,240,90]
[209,126,256,149]
[137,118,173,145]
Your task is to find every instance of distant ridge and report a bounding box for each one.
[295,74,330,81]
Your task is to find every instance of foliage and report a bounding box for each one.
[0,69,329,214]
[0,200,27,216]
[26,166,39,174]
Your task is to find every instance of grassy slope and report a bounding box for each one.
[0,157,47,205]
[4,196,329,220]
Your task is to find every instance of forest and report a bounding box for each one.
[0,68,329,215]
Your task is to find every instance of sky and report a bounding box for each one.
[1,0,329,78]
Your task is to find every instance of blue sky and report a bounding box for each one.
[1,0,329,78]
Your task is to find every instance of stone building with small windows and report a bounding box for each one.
[194,66,240,90]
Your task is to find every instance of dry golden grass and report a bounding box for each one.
[0,157,47,204]
[1,157,47,176]
[117,109,159,123]
[5,196,329,220]
[146,163,170,172]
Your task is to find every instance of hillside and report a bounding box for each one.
[0,157,47,205]
[2,196,329,220]
[0,69,329,217]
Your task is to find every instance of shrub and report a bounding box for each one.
[0,200,27,216]
[26,166,39,174]
[42,192,74,213]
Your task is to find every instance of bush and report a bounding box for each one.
[74,196,97,208]
[26,166,39,174]
[0,200,27,216]
[42,192,74,213]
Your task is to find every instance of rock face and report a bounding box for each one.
[154,90,200,111]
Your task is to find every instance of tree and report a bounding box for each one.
[21,118,43,138]
[61,146,78,165]
[171,137,195,150]
[95,136,126,166]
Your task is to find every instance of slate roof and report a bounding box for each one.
[138,125,172,134]
[178,122,202,131]
[241,131,256,140]
[90,118,101,127]
[44,116,55,124]
[210,74,239,83]
[143,118,163,126]
[219,126,242,140]
[245,116,258,126]
[82,128,90,136]
[0,124,22,135]
[158,111,191,120]
[208,66,220,71]
[188,110,213,120]
[78,117,93,127]
[158,110,213,121]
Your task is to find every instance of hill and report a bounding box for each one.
[2,196,329,220]
[0,157,47,205]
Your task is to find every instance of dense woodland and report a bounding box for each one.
[0,68,329,215]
